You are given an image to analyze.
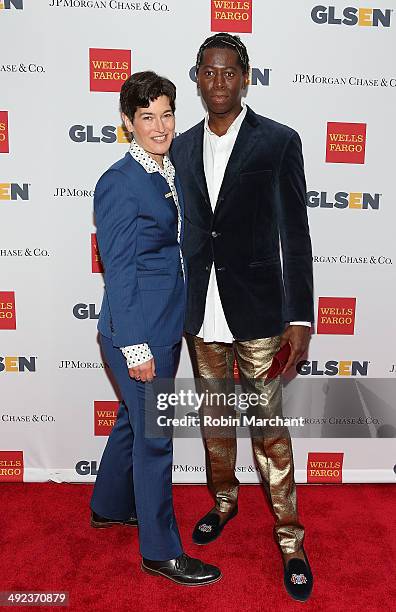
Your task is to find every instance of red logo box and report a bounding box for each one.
[307,452,343,483]
[0,111,9,154]
[233,359,240,381]
[211,0,253,33]
[317,297,356,335]
[0,291,16,330]
[326,122,366,164]
[0,450,23,482]
[91,234,104,273]
[89,49,131,93]
[94,401,119,436]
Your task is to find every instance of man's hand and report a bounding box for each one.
[128,358,156,383]
[280,325,311,374]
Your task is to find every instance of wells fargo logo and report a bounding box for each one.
[0,291,16,329]
[94,401,119,436]
[0,111,9,153]
[307,452,343,483]
[0,451,23,481]
[69,124,130,143]
[89,48,131,93]
[307,191,380,210]
[297,360,368,376]
[0,356,36,372]
[0,0,24,9]
[0,182,29,201]
[91,234,103,273]
[317,297,356,335]
[326,122,366,164]
[311,6,391,27]
[211,0,253,33]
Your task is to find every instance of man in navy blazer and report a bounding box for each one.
[171,35,314,601]
[90,71,220,587]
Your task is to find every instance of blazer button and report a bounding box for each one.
[205,265,210,271]
[211,231,220,238]
[216,266,226,272]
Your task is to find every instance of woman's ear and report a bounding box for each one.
[122,112,133,133]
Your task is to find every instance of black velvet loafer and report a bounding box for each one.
[90,510,138,528]
[141,553,221,586]
[283,549,313,602]
[192,506,238,545]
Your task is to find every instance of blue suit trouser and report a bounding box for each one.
[90,334,183,561]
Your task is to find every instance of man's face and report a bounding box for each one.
[197,47,248,115]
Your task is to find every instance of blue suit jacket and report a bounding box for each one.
[94,153,186,348]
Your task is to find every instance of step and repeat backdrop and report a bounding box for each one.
[1,1,395,484]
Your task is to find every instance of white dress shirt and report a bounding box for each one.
[120,139,183,369]
[197,103,309,343]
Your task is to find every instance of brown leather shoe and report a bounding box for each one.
[141,553,221,586]
[90,510,138,528]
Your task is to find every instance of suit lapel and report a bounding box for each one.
[189,121,212,213]
[214,106,260,214]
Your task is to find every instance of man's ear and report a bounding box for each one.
[122,112,133,133]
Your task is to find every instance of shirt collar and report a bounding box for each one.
[129,138,175,180]
[204,101,247,136]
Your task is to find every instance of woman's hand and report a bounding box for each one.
[128,358,156,383]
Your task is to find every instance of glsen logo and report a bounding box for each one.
[0,0,24,9]
[69,124,130,143]
[311,6,391,27]
[0,451,23,482]
[307,452,343,483]
[94,401,118,435]
[317,297,356,335]
[0,111,9,153]
[91,234,103,273]
[307,191,380,210]
[75,460,98,476]
[297,360,368,376]
[0,291,16,329]
[211,0,253,33]
[326,122,366,164]
[73,303,99,319]
[89,48,131,92]
[0,356,36,372]
[189,65,269,86]
[0,183,29,201]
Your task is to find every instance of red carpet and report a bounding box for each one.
[1,483,395,611]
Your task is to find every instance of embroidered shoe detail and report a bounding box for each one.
[291,573,307,585]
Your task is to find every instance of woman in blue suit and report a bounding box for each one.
[90,71,220,586]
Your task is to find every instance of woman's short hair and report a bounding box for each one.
[120,71,176,122]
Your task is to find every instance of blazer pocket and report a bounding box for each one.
[240,169,272,178]
[248,256,279,268]
[137,272,173,291]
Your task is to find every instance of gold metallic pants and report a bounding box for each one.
[186,333,304,554]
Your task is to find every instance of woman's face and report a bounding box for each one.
[123,95,175,162]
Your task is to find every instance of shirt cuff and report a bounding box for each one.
[120,343,153,368]
[289,321,311,327]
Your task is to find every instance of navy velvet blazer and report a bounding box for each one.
[171,106,314,340]
[94,153,185,348]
